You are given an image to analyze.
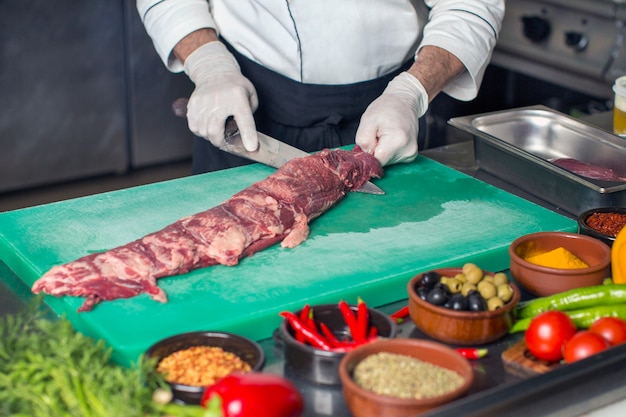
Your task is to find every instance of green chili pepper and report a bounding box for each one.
[510,304,626,334]
[516,284,626,319]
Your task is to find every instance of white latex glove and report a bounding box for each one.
[183,42,259,151]
[355,72,429,166]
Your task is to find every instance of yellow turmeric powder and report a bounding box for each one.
[524,247,589,269]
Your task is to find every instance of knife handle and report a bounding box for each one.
[172,98,240,142]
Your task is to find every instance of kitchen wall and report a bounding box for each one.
[0,0,194,194]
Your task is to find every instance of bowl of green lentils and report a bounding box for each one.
[338,338,474,417]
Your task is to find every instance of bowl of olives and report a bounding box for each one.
[407,264,521,345]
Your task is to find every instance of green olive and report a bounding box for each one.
[461,282,477,297]
[454,273,467,283]
[482,275,494,283]
[443,278,462,293]
[492,272,509,287]
[487,297,504,311]
[464,266,483,284]
[462,262,479,275]
[477,280,496,299]
[497,284,514,303]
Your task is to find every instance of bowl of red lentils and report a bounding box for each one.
[145,331,265,404]
[578,206,626,247]
[338,338,474,417]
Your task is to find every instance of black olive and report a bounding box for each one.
[416,286,429,301]
[426,287,449,306]
[432,282,450,294]
[421,271,441,288]
[467,292,487,311]
[448,293,469,311]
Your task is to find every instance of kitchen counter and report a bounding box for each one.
[2,110,625,416]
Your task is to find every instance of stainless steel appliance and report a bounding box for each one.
[425,0,626,148]
[493,0,626,99]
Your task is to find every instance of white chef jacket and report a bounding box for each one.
[137,0,504,101]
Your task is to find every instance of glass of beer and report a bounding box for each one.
[613,75,626,137]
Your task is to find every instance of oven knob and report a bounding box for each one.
[521,16,551,43]
[565,31,589,52]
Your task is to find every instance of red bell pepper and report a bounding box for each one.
[201,373,304,417]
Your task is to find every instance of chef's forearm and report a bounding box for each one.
[407,45,466,103]
[173,28,220,63]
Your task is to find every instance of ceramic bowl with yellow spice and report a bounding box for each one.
[509,231,611,297]
[145,331,265,404]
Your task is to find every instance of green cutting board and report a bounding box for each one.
[0,156,575,366]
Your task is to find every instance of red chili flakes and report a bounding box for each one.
[585,212,626,238]
[157,346,252,386]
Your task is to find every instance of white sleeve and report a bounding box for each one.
[420,0,505,101]
[137,0,216,73]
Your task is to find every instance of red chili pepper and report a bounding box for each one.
[280,311,333,350]
[296,304,311,343]
[390,305,410,323]
[339,300,360,342]
[330,342,360,353]
[319,321,340,348]
[456,347,488,360]
[367,325,378,339]
[356,297,368,342]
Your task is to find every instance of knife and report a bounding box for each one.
[172,98,384,195]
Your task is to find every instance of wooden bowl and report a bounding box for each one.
[338,338,473,417]
[509,231,611,297]
[407,268,520,345]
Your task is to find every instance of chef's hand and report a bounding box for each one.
[355,72,429,166]
[183,42,259,151]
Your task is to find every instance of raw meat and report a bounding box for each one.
[31,147,383,312]
[550,158,626,182]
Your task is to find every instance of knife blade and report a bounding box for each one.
[172,98,384,195]
[221,117,306,169]
[222,119,384,195]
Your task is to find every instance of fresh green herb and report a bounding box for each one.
[0,298,186,417]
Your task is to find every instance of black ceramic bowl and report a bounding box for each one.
[578,206,626,247]
[145,331,265,405]
[278,303,397,386]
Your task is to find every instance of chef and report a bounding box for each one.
[137,0,504,173]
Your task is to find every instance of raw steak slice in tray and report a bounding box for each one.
[550,158,626,182]
[32,147,383,312]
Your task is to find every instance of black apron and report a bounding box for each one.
[192,41,413,174]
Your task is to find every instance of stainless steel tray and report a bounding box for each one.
[449,105,626,216]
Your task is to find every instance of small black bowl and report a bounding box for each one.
[578,206,626,247]
[278,303,397,386]
[145,331,265,404]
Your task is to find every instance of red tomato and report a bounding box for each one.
[589,317,626,346]
[201,373,304,417]
[524,311,577,362]
[563,331,611,363]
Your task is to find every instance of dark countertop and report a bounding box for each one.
[2,110,625,417]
